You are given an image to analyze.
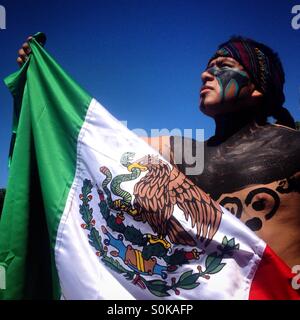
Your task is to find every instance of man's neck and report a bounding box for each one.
[210,110,264,145]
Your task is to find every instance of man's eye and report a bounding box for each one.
[221,63,232,67]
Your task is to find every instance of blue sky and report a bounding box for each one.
[0,0,300,187]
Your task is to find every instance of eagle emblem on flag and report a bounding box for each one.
[79,152,239,297]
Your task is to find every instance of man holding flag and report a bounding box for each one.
[122,37,300,271]
[0,33,299,299]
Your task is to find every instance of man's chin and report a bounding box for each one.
[199,102,219,117]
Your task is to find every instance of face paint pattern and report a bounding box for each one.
[206,66,250,102]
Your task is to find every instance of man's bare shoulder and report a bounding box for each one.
[140,136,172,161]
[259,123,300,150]
[140,135,170,146]
[140,135,204,171]
[272,123,300,135]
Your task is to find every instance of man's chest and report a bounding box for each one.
[190,125,300,200]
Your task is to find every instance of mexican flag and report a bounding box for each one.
[0,35,298,300]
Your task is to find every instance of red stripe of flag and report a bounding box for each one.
[249,246,300,300]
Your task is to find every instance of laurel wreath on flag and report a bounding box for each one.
[79,179,240,297]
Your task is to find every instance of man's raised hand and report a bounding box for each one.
[17,36,32,67]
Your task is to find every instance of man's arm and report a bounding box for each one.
[141,135,204,177]
[141,136,173,163]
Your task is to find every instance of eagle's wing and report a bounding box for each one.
[133,160,197,246]
[133,160,173,236]
[168,166,223,241]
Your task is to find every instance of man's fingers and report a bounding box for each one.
[17,36,33,67]
[22,42,31,55]
[17,48,29,67]
[17,57,24,67]
[18,48,28,59]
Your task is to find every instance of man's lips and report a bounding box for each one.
[200,85,214,94]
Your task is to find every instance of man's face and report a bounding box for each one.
[200,57,260,117]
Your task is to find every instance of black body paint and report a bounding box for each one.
[219,196,243,219]
[276,174,300,194]
[177,123,300,200]
[245,187,280,221]
[172,123,300,229]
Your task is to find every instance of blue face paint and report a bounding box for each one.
[206,66,250,102]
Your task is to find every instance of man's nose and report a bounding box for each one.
[201,69,214,83]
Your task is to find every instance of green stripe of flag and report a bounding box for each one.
[0,35,92,299]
